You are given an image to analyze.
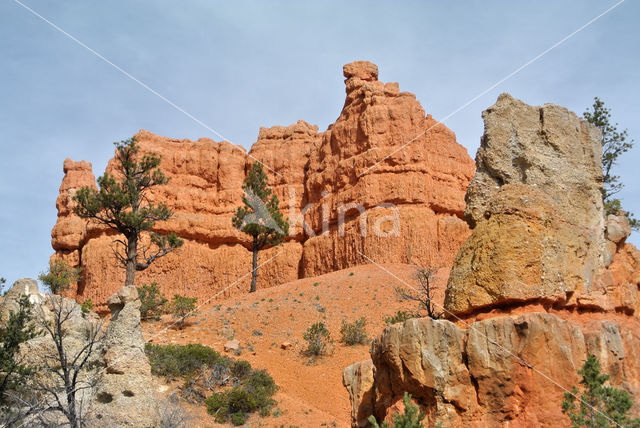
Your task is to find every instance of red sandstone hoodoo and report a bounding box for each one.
[50,61,475,311]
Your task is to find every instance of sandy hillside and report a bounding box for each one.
[143,263,450,427]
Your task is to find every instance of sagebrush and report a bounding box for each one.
[303,322,332,357]
[145,343,277,426]
[340,317,368,345]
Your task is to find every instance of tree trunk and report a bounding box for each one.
[66,385,78,428]
[250,237,258,293]
[125,234,137,286]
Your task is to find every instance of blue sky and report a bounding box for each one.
[1,1,638,285]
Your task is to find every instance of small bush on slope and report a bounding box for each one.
[205,370,277,426]
[145,343,277,426]
[80,298,93,314]
[138,282,168,321]
[340,317,369,345]
[384,310,419,325]
[303,322,332,357]
[156,395,191,428]
[230,360,252,380]
[170,294,198,329]
[145,343,222,378]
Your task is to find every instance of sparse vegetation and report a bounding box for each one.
[396,266,442,319]
[146,343,276,426]
[73,137,184,286]
[138,282,168,321]
[368,392,426,428]
[145,343,223,378]
[340,317,369,345]
[38,259,81,294]
[562,355,640,427]
[384,310,419,325]
[303,322,332,357]
[80,298,93,314]
[232,162,289,293]
[171,294,198,329]
[583,97,637,230]
[205,369,277,425]
[156,395,191,428]
[231,360,252,380]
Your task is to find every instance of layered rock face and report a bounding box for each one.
[51,61,474,310]
[344,95,640,427]
[346,312,640,427]
[53,126,316,309]
[301,61,474,275]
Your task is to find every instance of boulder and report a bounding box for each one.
[463,93,603,230]
[224,339,240,352]
[368,318,477,426]
[603,213,632,267]
[445,94,606,315]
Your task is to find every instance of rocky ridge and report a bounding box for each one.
[50,61,475,310]
[344,94,640,427]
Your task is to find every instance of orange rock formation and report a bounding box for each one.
[344,94,640,427]
[50,61,475,310]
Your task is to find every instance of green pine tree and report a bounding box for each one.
[368,392,427,428]
[232,163,289,293]
[0,295,38,404]
[73,137,183,286]
[583,97,637,230]
[170,294,198,330]
[562,355,640,427]
[137,282,168,321]
[38,259,81,295]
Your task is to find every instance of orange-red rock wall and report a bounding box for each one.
[51,62,475,311]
